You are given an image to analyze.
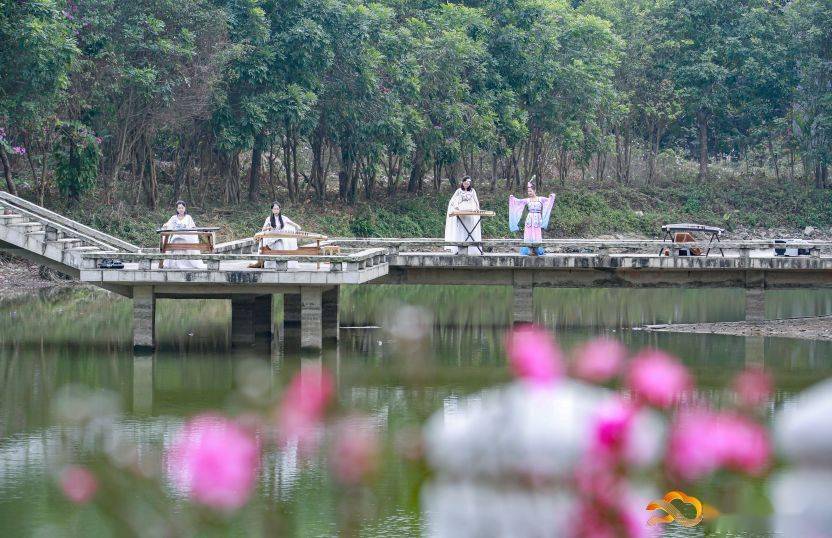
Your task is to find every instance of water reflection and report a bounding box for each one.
[1,286,832,535]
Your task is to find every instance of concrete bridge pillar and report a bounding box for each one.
[512,271,535,325]
[512,285,534,325]
[133,285,156,352]
[284,293,301,327]
[745,287,765,322]
[254,294,274,338]
[231,296,256,347]
[323,287,340,343]
[301,287,323,351]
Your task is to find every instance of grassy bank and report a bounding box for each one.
[35,174,832,248]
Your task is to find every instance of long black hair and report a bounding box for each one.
[269,202,285,229]
[175,200,188,214]
[461,175,473,191]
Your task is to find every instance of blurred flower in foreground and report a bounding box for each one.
[330,416,380,486]
[591,397,665,468]
[573,337,627,383]
[668,410,770,481]
[278,365,334,453]
[626,350,692,408]
[772,378,832,536]
[505,325,563,385]
[167,413,260,511]
[733,366,772,408]
[59,465,98,504]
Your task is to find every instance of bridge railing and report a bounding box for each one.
[80,247,388,272]
[325,237,832,256]
[0,191,139,252]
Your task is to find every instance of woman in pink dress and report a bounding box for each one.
[509,180,556,255]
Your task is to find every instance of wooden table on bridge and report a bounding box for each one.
[449,210,495,254]
[254,230,333,268]
[660,223,725,257]
[254,230,331,255]
[156,227,219,268]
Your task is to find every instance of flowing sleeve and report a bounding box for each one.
[509,196,527,232]
[447,190,461,215]
[541,193,556,229]
[186,215,196,229]
[472,189,480,210]
[284,217,299,231]
[162,216,174,229]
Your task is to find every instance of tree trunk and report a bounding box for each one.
[283,134,294,202]
[407,145,425,193]
[0,148,18,196]
[248,134,264,202]
[309,124,327,200]
[767,136,780,182]
[490,153,497,193]
[697,111,709,181]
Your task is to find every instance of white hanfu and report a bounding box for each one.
[260,216,300,251]
[260,216,301,269]
[444,187,481,255]
[162,214,206,270]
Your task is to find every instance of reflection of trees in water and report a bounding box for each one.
[344,286,832,329]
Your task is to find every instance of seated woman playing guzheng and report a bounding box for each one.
[444,176,481,255]
[250,202,302,268]
[261,201,302,251]
[162,200,206,269]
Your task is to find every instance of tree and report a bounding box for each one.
[0,0,77,196]
[788,0,832,186]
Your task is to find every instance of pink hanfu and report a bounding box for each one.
[509,194,556,242]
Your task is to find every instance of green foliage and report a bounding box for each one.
[53,122,100,202]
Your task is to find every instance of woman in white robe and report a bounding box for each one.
[260,202,302,250]
[162,201,206,269]
[444,176,481,255]
[252,202,302,269]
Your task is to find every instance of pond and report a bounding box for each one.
[1,285,831,536]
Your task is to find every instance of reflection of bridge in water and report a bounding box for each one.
[4,191,832,352]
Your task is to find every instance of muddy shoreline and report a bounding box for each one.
[0,254,75,299]
[638,316,832,342]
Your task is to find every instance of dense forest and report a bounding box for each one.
[0,0,830,212]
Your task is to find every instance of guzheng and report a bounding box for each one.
[254,230,328,241]
[156,227,220,234]
[449,210,496,217]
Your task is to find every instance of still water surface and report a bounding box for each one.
[1,286,832,536]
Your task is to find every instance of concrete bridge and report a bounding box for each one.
[3,191,832,351]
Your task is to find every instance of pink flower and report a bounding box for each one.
[167,413,260,511]
[95,136,102,144]
[330,417,380,485]
[733,367,772,407]
[574,338,627,383]
[504,325,563,385]
[667,410,770,481]
[278,366,334,452]
[11,146,25,155]
[593,397,636,453]
[59,465,98,504]
[626,350,692,408]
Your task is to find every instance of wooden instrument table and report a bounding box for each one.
[254,230,329,255]
[660,223,725,257]
[448,210,495,254]
[156,227,219,268]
